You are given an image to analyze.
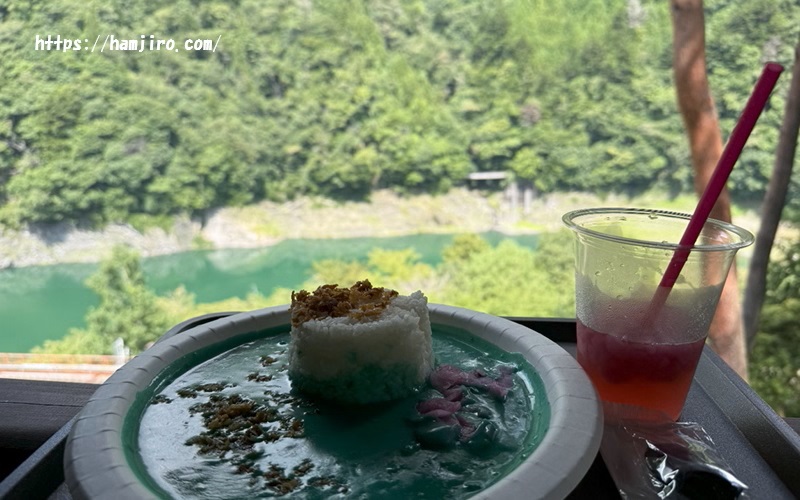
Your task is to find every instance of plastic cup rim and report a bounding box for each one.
[562,207,755,252]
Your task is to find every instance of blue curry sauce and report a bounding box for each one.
[133,327,550,499]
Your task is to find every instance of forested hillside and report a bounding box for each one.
[5,0,800,415]
[1,0,798,226]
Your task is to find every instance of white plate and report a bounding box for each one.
[64,304,602,500]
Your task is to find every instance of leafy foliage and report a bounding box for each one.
[33,246,170,354]
[750,241,800,416]
[749,300,800,417]
[32,231,800,417]
[12,0,800,416]
[2,0,798,225]
[441,231,574,317]
[33,234,575,354]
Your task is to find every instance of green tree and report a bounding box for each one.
[310,247,436,294]
[442,234,491,263]
[749,300,800,416]
[442,233,574,317]
[705,0,800,203]
[34,246,170,354]
[2,0,798,225]
[750,240,800,416]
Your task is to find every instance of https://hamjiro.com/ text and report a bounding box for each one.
[34,34,222,53]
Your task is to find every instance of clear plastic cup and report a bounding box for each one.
[563,208,754,421]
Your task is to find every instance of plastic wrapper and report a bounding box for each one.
[600,420,748,499]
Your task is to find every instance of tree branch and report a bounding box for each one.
[743,39,800,348]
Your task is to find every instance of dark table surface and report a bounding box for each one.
[1,316,799,499]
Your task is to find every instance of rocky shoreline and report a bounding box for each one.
[0,188,771,270]
[0,189,541,269]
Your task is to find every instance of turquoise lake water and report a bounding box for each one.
[0,232,538,352]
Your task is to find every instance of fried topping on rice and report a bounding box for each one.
[290,280,399,327]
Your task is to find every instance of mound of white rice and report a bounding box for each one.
[288,289,433,404]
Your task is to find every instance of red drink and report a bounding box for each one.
[576,319,705,421]
[564,208,753,421]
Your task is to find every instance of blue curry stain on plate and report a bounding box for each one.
[124,323,550,499]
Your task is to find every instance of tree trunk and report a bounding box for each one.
[743,39,800,349]
[670,0,748,378]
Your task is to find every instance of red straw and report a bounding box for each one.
[648,62,783,314]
